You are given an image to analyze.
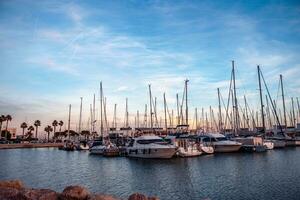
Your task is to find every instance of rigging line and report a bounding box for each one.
[224,71,233,129]
[259,68,283,134]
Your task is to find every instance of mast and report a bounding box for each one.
[195,108,198,130]
[257,65,265,133]
[149,85,153,129]
[176,93,180,125]
[265,95,272,129]
[78,97,83,134]
[244,95,249,129]
[100,82,103,137]
[68,104,71,139]
[185,79,189,125]
[232,60,239,134]
[280,74,287,129]
[144,104,147,127]
[113,104,117,128]
[297,97,300,124]
[93,93,96,134]
[217,88,222,132]
[292,97,296,127]
[125,98,128,127]
[137,110,139,128]
[163,93,167,131]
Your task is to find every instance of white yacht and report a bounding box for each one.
[204,133,242,153]
[126,135,176,159]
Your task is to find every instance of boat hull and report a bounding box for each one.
[214,144,241,153]
[126,147,176,159]
[242,145,266,152]
[177,147,202,157]
[89,146,105,155]
[263,141,274,150]
[200,146,214,154]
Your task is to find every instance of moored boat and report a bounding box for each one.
[126,135,176,159]
[203,133,242,153]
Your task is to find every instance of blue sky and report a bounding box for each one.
[0,0,300,131]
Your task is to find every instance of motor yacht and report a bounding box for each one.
[203,133,242,153]
[126,135,176,159]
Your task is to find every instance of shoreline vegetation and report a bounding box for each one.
[0,180,159,200]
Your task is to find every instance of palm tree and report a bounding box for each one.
[0,115,5,133]
[34,120,41,139]
[5,115,12,139]
[52,120,58,133]
[27,126,34,140]
[58,120,64,132]
[20,122,28,138]
[44,125,53,142]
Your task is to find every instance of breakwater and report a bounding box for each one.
[0,180,159,200]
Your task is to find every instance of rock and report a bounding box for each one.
[60,185,91,200]
[0,186,24,200]
[90,194,119,200]
[0,180,25,189]
[128,193,147,200]
[147,197,159,200]
[21,188,58,200]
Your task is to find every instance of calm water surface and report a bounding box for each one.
[1,148,300,200]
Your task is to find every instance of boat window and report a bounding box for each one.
[128,140,134,147]
[202,137,211,142]
[137,139,164,144]
[216,137,227,141]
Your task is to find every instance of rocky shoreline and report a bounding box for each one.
[0,180,159,200]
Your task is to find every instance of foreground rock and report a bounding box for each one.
[0,180,159,200]
[60,185,91,200]
[128,193,159,200]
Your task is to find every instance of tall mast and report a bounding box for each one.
[201,108,204,130]
[280,75,287,129]
[68,104,71,139]
[291,97,296,127]
[257,65,265,133]
[113,104,117,128]
[232,60,239,134]
[100,81,103,137]
[78,97,83,134]
[149,85,153,129]
[244,95,249,129]
[137,110,139,128]
[217,88,222,132]
[297,97,300,124]
[93,93,96,134]
[195,108,198,130]
[125,98,128,127]
[185,79,189,125]
[163,93,167,131]
[176,93,180,125]
[90,104,93,133]
[144,104,147,127]
[265,95,272,129]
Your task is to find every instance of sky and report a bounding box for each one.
[0,0,300,134]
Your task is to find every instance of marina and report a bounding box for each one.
[1,147,300,200]
[1,1,300,199]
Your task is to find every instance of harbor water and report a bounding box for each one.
[0,148,300,200]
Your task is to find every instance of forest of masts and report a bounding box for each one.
[73,61,300,137]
